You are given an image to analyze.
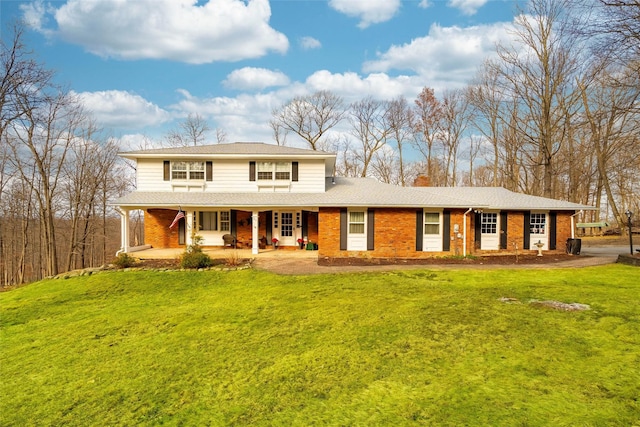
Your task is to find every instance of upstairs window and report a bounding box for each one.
[257,162,290,181]
[172,161,205,180]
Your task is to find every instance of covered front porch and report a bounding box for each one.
[117,206,319,256]
[128,246,319,261]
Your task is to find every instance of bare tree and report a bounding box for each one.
[271,90,345,151]
[0,22,53,142]
[348,97,391,178]
[62,126,120,271]
[215,127,227,143]
[492,0,582,197]
[468,61,505,186]
[385,96,413,186]
[577,65,640,227]
[165,113,210,146]
[411,87,444,182]
[441,88,472,186]
[7,89,85,277]
[269,118,287,146]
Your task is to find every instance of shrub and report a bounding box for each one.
[180,235,212,269]
[180,251,213,269]
[113,253,138,269]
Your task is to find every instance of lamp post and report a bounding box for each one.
[625,210,633,255]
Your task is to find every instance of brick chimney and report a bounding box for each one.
[413,175,431,187]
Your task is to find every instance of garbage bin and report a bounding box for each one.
[572,238,582,255]
[566,238,582,255]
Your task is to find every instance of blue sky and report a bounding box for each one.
[2,0,520,149]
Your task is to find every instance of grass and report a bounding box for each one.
[1,265,639,426]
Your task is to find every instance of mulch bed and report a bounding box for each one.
[318,253,581,267]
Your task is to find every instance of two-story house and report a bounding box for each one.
[114,142,593,260]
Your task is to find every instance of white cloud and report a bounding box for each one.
[304,70,422,102]
[75,90,171,130]
[448,0,489,16]
[33,0,288,64]
[328,0,401,29]
[362,21,512,87]
[300,36,321,50]
[223,67,290,91]
[418,0,432,9]
[169,91,280,143]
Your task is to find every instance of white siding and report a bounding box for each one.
[135,158,328,193]
[136,159,170,191]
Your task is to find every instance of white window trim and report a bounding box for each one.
[347,209,368,251]
[257,161,291,182]
[423,209,443,252]
[197,210,231,232]
[171,161,205,181]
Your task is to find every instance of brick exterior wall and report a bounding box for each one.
[556,211,573,251]
[144,207,575,256]
[318,208,575,259]
[145,209,184,248]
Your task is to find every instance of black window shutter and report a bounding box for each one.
[416,210,423,251]
[206,161,213,181]
[266,211,272,240]
[443,211,451,251]
[340,209,347,250]
[292,162,299,182]
[549,212,557,250]
[500,212,508,249]
[249,161,256,181]
[474,212,482,249]
[367,210,375,251]
[301,210,309,238]
[163,161,170,181]
[523,211,531,249]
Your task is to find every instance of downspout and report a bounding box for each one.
[463,208,473,257]
[570,210,583,239]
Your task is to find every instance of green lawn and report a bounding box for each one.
[1,265,639,426]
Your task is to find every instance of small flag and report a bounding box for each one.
[169,210,185,229]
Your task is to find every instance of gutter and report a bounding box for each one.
[463,207,473,257]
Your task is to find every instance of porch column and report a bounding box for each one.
[251,210,259,255]
[120,208,130,253]
[186,210,194,246]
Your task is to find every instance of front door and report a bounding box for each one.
[529,212,548,250]
[480,212,499,250]
[278,211,295,246]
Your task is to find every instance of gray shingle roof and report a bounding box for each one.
[119,142,335,158]
[113,177,593,211]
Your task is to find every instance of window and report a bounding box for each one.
[198,211,230,231]
[349,211,365,234]
[257,162,273,180]
[257,162,291,181]
[424,212,440,235]
[275,162,290,180]
[172,161,205,180]
[530,213,546,234]
[481,213,498,234]
[220,211,230,231]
